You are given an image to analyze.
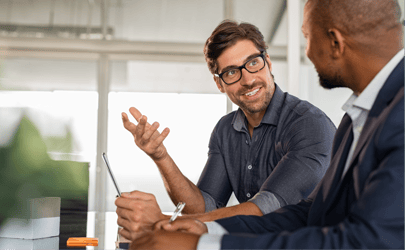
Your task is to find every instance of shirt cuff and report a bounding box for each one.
[248,190,281,215]
[200,190,218,212]
[205,221,229,234]
[196,233,223,250]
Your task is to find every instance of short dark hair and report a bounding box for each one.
[308,0,402,39]
[204,20,268,75]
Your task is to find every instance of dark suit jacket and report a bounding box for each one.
[217,59,404,249]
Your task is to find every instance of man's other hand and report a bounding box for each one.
[154,218,208,236]
[129,230,200,250]
[115,191,170,241]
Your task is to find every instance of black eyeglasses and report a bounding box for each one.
[214,53,266,85]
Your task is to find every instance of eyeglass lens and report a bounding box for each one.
[222,56,265,84]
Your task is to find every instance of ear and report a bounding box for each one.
[214,76,225,93]
[327,28,345,59]
[265,54,272,72]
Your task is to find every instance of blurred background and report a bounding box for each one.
[0,0,403,248]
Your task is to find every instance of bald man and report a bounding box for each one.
[129,0,404,249]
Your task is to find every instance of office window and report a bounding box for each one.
[0,57,99,210]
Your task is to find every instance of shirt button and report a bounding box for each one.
[247,165,252,170]
[246,193,251,198]
[245,140,249,145]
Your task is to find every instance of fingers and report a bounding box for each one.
[135,115,147,141]
[162,220,189,231]
[157,219,208,235]
[135,117,170,147]
[117,213,135,230]
[153,127,170,145]
[129,107,142,122]
[122,107,150,134]
[153,219,186,232]
[142,122,160,142]
[118,227,132,240]
[122,112,137,134]
[119,227,147,242]
[122,190,157,200]
[122,108,170,157]
[153,219,170,231]
[116,205,135,221]
[115,197,150,212]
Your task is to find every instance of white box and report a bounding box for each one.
[0,197,61,239]
[0,236,59,249]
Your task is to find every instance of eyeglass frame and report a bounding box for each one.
[214,53,267,85]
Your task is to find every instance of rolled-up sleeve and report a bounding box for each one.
[248,191,281,215]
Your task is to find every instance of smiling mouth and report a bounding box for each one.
[245,88,260,96]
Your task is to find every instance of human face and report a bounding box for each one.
[215,39,275,115]
[302,2,347,89]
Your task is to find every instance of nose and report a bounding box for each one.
[239,69,256,86]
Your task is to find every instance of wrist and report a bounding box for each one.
[194,213,211,223]
[153,151,170,163]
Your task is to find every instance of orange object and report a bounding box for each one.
[67,237,99,247]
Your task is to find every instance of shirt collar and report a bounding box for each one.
[232,84,284,131]
[342,48,404,112]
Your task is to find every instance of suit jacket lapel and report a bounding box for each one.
[321,116,353,209]
[341,58,404,192]
[323,114,353,201]
[309,114,353,225]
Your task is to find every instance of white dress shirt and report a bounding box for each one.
[341,48,404,178]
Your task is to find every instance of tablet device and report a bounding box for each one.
[102,152,122,197]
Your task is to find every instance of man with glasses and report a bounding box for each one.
[129,0,404,248]
[115,20,336,241]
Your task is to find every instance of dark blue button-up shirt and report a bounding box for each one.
[197,85,336,213]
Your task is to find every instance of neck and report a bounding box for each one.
[244,109,266,137]
[346,47,402,94]
[347,29,403,94]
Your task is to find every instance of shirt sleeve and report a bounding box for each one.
[259,112,336,206]
[196,222,229,250]
[199,190,218,212]
[197,124,233,211]
[248,191,281,215]
[205,221,229,234]
[196,234,223,250]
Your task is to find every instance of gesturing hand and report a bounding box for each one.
[122,107,170,161]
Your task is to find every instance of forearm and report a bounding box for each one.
[154,153,205,214]
[182,201,263,223]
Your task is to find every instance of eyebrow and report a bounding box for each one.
[219,52,262,74]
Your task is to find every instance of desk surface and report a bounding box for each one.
[1,210,173,249]
[60,211,120,250]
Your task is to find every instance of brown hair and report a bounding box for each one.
[204,20,268,75]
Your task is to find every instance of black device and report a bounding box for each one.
[102,152,122,197]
